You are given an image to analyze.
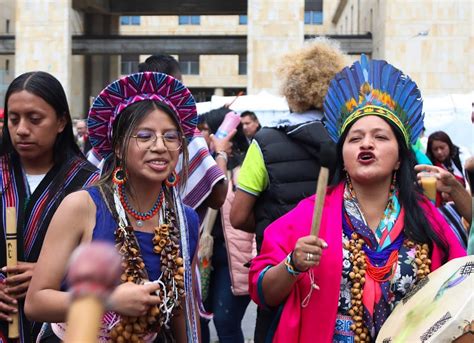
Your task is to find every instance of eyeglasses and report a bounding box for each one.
[131,129,182,151]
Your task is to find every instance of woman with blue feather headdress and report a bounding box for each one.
[247,55,466,343]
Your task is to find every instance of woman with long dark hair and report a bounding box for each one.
[25,72,200,342]
[247,56,465,342]
[426,130,466,190]
[0,71,99,342]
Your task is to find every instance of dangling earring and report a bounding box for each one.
[390,172,397,195]
[345,173,356,196]
[165,171,179,188]
[112,166,126,185]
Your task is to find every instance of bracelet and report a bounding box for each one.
[215,151,228,163]
[285,251,304,276]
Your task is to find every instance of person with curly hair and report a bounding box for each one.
[230,38,347,343]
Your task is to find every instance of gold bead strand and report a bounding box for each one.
[348,233,369,342]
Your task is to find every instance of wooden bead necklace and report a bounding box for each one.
[344,234,431,342]
[109,207,185,342]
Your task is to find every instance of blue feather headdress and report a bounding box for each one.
[323,55,424,146]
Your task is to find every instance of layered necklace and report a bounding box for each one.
[106,185,185,342]
[343,179,431,342]
[345,233,431,342]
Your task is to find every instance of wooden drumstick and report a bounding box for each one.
[310,143,337,237]
[6,207,19,339]
[64,242,122,343]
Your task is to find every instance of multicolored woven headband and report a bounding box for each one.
[323,55,424,147]
[87,72,197,160]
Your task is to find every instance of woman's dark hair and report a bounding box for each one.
[1,71,90,206]
[99,100,189,190]
[331,117,449,255]
[426,131,463,173]
[1,71,82,162]
[202,107,249,169]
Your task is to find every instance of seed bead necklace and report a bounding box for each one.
[117,183,164,227]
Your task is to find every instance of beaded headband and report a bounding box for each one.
[87,72,197,160]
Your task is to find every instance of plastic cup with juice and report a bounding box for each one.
[419,172,437,203]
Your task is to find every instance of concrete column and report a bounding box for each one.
[15,0,72,97]
[83,14,120,112]
[214,87,224,96]
[247,0,304,95]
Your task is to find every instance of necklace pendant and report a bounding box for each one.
[136,220,144,227]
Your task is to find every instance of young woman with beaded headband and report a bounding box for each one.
[25,72,200,342]
[247,55,466,343]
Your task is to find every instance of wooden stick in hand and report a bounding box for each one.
[6,207,19,339]
[310,143,337,237]
[310,167,329,237]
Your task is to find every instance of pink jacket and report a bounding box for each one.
[222,180,257,296]
[249,182,466,343]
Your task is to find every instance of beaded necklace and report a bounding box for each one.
[117,183,164,227]
[107,186,185,342]
[345,233,431,342]
[343,179,432,342]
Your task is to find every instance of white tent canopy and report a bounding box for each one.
[196,91,289,127]
[422,92,473,158]
[198,91,473,157]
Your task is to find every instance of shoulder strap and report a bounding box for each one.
[98,184,120,224]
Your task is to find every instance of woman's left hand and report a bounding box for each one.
[2,262,36,299]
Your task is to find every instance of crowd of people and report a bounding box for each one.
[0,38,472,343]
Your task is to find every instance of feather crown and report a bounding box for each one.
[323,55,424,146]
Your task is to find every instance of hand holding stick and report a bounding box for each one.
[310,143,337,237]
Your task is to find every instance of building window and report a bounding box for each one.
[120,16,141,26]
[304,11,323,25]
[179,55,199,75]
[189,88,214,102]
[121,55,139,75]
[6,19,10,33]
[305,0,323,24]
[5,59,10,74]
[224,88,246,97]
[178,16,200,25]
[238,55,247,75]
[239,15,247,25]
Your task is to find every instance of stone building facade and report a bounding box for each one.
[0,0,472,116]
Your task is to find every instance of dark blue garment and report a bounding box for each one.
[200,238,251,343]
[87,186,199,281]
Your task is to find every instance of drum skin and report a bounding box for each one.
[377,256,474,343]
